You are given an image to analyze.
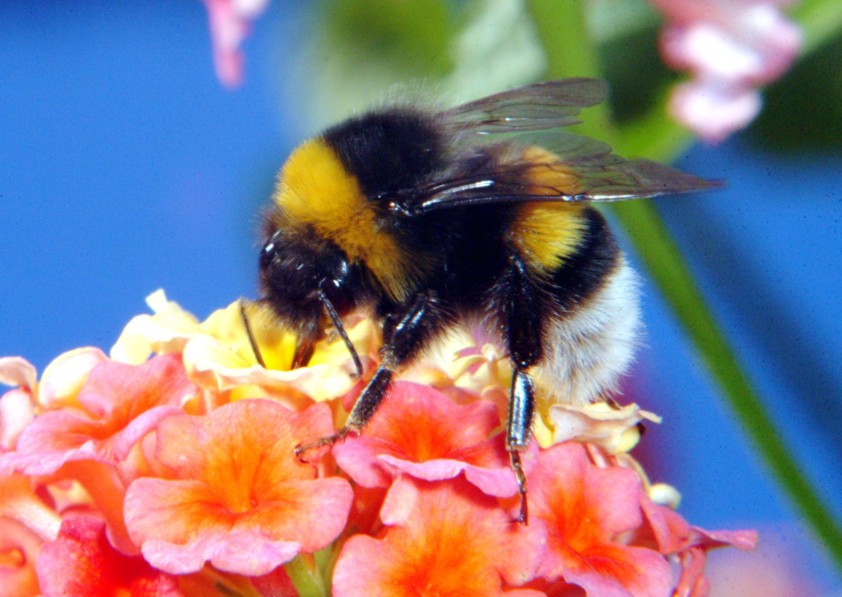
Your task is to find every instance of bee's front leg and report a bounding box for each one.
[294,290,442,458]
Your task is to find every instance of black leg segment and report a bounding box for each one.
[507,368,536,451]
[495,253,549,524]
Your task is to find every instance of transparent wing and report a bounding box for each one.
[560,154,723,202]
[405,163,720,214]
[388,79,720,216]
[394,132,720,215]
[439,78,608,133]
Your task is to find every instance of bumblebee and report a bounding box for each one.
[255,78,717,522]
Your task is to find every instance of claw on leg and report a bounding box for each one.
[509,449,528,525]
[294,426,356,462]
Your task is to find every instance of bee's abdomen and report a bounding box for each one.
[509,202,620,310]
[534,254,641,406]
[548,206,620,311]
[510,203,639,406]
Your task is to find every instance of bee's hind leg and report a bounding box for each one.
[506,367,536,523]
[497,252,548,524]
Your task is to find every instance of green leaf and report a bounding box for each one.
[302,0,549,126]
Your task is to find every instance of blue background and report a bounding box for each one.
[1,1,840,592]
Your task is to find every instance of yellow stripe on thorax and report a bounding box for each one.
[509,146,588,272]
[273,138,420,301]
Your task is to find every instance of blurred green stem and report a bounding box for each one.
[794,0,842,56]
[285,554,328,597]
[526,0,842,572]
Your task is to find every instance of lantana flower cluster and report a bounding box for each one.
[0,290,755,596]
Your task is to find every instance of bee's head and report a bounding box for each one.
[258,226,357,339]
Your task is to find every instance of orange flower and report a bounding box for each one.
[332,475,546,596]
[528,443,674,596]
[0,516,43,597]
[123,399,353,576]
[0,291,756,594]
[3,354,196,480]
[334,381,529,497]
[0,475,61,597]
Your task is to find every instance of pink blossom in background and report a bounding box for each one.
[202,0,269,87]
[650,0,802,142]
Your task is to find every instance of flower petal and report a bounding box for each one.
[202,0,269,87]
[547,402,661,452]
[530,443,673,596]
[334,382,522,497]
[35,516,182,597]
[0,516,42,597]
[668,80,761,143]
[333,476,545,596]
[1,389,35,452]
[124,399,353,575]
[7,354,195,476]
[651,0,801,141]
[38,348,108,409]
[0,358,37,393]
[110,290,199,365]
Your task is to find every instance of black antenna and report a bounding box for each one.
[239,299,267,368]
[318,290,363,378]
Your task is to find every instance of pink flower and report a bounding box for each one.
[639,496,757,596]
[123,399,353,576]
[202,0,270,87]
[0,474,63,597]
[332,476,546,596]
[35,516,182,597]
[528,443,674,596]
[2,354,196,479]
[650,0,802,141]
[0,357,37,453]
[0,389,34,454]
[333,381,527,497]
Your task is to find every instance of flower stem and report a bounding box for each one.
[526,0,842,573]
[285,553,328,596]
[793,0,842,56]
